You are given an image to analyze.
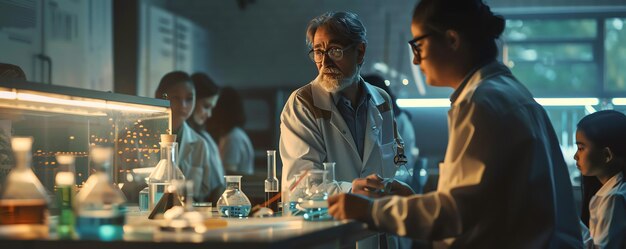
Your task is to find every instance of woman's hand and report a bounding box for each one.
[327,193,374,225]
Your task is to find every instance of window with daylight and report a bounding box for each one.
[500,9,626,97]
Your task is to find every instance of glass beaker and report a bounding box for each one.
[148,134,185,211]
[0,137,49,239]
[300,170,331,221]
[75,146,127,241]
[323,162,342,196]
[216,175,251,217]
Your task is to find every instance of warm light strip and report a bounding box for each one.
[106,103,167,113]
[0,90,17,99]
[0,90,167,113]
[611,98,626,106]
[17,93,106,109]
[534,98,599,106]
[398,98,600,108]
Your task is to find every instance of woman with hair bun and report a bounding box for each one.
[328,0,584,248]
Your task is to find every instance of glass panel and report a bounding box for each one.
[605,18,626,91]
[508,62,597,94]
[507,43,593,62]
[0,83,170,192]
[504,19,597,41]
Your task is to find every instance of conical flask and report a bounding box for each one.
[0,137,49,239]
[216,175,251,217]
[148,134,185,211]
[148,185,183,219]
[75,146,126,241]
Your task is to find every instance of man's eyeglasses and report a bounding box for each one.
[408,34,430,64]
[308,44,356,63]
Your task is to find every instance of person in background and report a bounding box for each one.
[574,110,626,249]
[362,74,418,190]
[155,71,215,202]
[187,73,226,202]
[328,0,583,248]
[207,87,254,175]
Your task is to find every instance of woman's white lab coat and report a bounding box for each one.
[370,62,583,248]
[178,122,223,202]
[589,172,626,249]
[280,78,397,193]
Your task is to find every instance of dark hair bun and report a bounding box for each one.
[478,2,505,39]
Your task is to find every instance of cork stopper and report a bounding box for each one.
[11,136,33,152]
[161,134,176,143]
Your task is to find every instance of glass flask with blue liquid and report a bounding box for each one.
[300,170,331,221]
[216,175,251,217]
[75,146,127,241]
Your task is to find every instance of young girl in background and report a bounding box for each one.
[575,110,626,249]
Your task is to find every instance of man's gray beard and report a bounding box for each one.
[317,73,356,93]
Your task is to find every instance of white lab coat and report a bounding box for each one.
[280,77,397,193]
[178,122,222,202]
[189,122,227,202]
[370,61,583,248]
[589,172,626,249]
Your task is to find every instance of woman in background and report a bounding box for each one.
[575,110,626,249]
[187,73,225,202]
[207,87,254,175]
[155,71,215,202]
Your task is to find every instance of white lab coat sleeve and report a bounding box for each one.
[592,194,626,249]
[279,92,326,192]
[370,101,515,240]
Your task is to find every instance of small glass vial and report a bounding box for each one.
[55,154,76,240]
[264,150,279,212]
[139,178,149,212]
[0,137,49,239]
[216,175,251,217]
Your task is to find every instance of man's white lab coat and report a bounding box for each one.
[370,62,583,248]
[280,78,397,193]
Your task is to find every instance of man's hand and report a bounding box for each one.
[351,174,416,197]
[351,174,386,197]
[328,193,373,225]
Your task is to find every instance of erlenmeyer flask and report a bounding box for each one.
[75,146,126,241]
[0,137,49,239]
[148,134,185,211]
[216,175,251,217]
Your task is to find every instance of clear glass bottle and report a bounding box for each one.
[264,150,279,212]
[75,146,126,241]
[216,175,251,217]
[138,178,149,212]
[148,134,185,211]
[0,137,49,239]
[323,162,342,196]
[55,154,76,239]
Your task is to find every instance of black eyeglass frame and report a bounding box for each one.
[308,44,357,63]
[408,34,431,64]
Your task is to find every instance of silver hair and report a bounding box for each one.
[305,11,367,48]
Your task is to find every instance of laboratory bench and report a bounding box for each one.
[0,210,377,249]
